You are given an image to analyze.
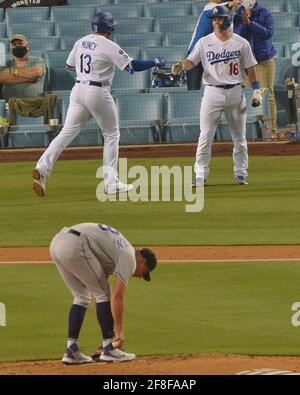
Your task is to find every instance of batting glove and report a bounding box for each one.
[251,89,263,108]
[154,56,166,68]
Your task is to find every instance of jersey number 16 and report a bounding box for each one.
[80,54,92,74]
[229,63,239,76]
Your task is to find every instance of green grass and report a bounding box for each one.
[0,156,299,246]
[1,262,300,362]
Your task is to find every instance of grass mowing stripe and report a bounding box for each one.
[0,156,300,246]
[1,262,300,362]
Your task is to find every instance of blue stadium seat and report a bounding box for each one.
[272,42,286,58]
[165,32,191,46]
[45,50,69,68]
[95,4,144,19]
[55,90,71,124]
[0,8,3,22]
[272,28,300,43]
[272,13,298,29]
[6,7,50,24]
[259,0,288,12]
[115,33,163,48]
[0,22,7,37]
[0,99,5,116]
[70,126,103,147]
[68,0,112,4]
[112,69,149,93]
[115,18,154,34]
[216,90,270,141]
[287,0,300,13]
[122,46,141,59]
[8,22,55,38]
[275,58,299,85]
[166,91,202,142]
[8,125,50,148]
[56,22,91,38]
[155,17,199,33]
[192,0,208,16]
[145,2,192,18]
[60,36,78,50]
[0,38,9,52]
[286,42,300,60]
[28,37,60,52]
[51,5,96,22]
[48,68,76,91]
[116,0,160,3]
[116,93,165,144]
[142,45,186,64]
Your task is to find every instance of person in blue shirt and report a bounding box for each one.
[234,0,277,138]
[187,0,242,90]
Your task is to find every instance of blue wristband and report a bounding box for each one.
[251,81,260,90]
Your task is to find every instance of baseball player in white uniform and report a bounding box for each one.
[50,222,157,364]
[32,12,166,197]
[172,5,262,186]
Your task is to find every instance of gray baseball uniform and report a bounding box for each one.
[50,223,136,307]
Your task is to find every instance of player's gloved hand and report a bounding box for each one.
[251,89,262,107]
[171,62,184,75]
[154,56,166,68]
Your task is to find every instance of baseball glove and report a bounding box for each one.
[171,62,184,75]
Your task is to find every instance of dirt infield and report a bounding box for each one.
[1,245,300,263]
[1,141,300,163]
[1,354,300,375]
[1,245,300,375]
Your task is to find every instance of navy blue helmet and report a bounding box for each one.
[91,12,117,35]
[209,5,233,31]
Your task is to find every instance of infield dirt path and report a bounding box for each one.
[1,245,300,264]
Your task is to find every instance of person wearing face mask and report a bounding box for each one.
[234,0,278,139]
[0,34,45,100]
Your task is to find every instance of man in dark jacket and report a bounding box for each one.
[234,0,277,138]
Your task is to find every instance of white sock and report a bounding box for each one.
[103,338,113,348]
[67,338,77,348]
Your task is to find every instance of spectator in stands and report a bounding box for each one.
[234,0,277,139]
[187,0,242,90]
[0,34,45,100]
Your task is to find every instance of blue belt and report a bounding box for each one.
[76,80,102,87]
[208,83,241,89]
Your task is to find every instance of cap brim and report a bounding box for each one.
[143,271,151,282]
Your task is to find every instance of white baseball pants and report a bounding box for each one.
[194,85,248,180]
[37,83,120,185]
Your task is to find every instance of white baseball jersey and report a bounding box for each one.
[66,34,133,88]
[187,32,257,86]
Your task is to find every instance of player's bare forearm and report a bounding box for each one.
[181,59,196,71]
[246,66,259,84]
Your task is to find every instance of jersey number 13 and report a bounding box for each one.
[80,54,92,74]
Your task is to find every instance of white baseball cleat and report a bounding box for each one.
[99,347,136,363]
[235,175,248,185]
[104,181,134,195]
[32,168,46,197]
[62,344,93,365]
